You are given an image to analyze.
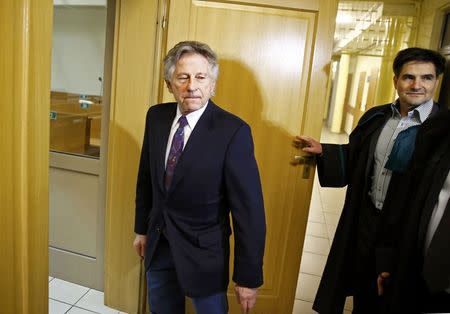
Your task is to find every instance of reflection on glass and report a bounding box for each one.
[50,92,102,157]
[49,5,107,158]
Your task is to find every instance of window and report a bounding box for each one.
[50,5,107,158]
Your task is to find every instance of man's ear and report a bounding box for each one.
[393,75,398,89]
[165,80,173,94]
[209,81,216,97]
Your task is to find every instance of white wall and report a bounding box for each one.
[328,54,350,133]
[54,0,106,5]
[348,55,382,106]
[51,6,107,96]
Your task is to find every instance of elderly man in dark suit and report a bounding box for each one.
[295,47,448,314]
[132,41,266,314]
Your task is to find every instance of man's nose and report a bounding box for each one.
[187,78,198,91]
[411,79,421,90]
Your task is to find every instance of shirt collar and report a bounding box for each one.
[172,100,209,130]
[390,98,434,123]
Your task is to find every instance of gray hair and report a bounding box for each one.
[163,41,219,82]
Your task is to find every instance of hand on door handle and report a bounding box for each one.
[293,135,322,155]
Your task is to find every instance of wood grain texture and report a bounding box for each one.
[103,0,160,312]
[0,0,52,313]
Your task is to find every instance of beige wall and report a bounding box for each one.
[348,55,382,106]
[329,54,350,132]
[416,0,450,48]
[414,0,450,102]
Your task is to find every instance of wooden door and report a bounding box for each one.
[162,1,336,312]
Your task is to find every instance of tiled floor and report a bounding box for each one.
[48,277,126,314]
[293,127,352,314]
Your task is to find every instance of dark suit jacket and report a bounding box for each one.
[134,100,266,297]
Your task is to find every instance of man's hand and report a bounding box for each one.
[294,135,322,155]
[377,272,391,296]
[133,234,147,259]
[234,285,257,313]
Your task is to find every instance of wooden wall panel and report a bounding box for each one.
[0,1,53,313]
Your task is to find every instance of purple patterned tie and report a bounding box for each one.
[165,115,188,190]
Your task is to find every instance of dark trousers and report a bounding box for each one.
[147,235,228,314]
[352,199,384,314]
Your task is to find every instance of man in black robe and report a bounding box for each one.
[295,47,447,313]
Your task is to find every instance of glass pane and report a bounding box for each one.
[50,4,107,158]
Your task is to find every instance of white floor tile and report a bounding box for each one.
[292,299,316,314]
[305,222,328,238]
[326,224,337,242]
[67,307,97,314]
[49,278,89,305]
[49,299,71,314]
[308,188,324,214]
[320,187,346,213]
[295,126,348,314]
[295,272,321,302]
[303,235,330,255]
[344,296,353,310]
[300,252,327,276]
[75,289,118,314]
[320,128,349,144]
[307,208,325,224]
[324,212,340,226]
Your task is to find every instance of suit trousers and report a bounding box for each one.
[146,234,228,314]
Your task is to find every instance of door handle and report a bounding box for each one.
[293,155,315,179]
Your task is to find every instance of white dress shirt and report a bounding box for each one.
[164,102,208,168]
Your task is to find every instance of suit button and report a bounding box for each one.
[156,227,161,233]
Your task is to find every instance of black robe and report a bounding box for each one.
[312,103,449,314]
[382,109,450,314]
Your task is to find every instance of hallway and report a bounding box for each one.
[293,127,352,314]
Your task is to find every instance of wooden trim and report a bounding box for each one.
[0,1,53,313]
[50,152,100,175]
[103,0,160,313]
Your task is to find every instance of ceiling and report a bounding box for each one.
[333,1,419,56]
